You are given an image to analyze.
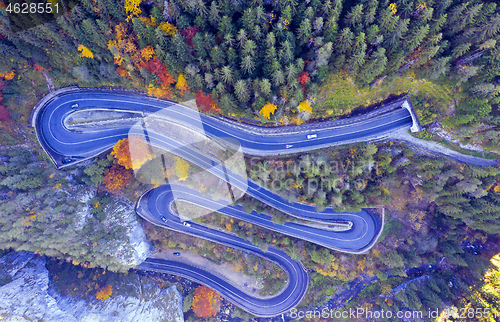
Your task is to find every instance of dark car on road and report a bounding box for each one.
[173,252,181,256]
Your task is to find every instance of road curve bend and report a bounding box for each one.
[33,87,412,316]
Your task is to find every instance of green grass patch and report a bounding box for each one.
[317,72,452,125]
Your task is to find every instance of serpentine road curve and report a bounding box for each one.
[32,87,414,317]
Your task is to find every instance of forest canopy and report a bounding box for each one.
[1,0,499,129]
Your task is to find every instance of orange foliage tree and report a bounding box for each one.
[33,64,48,72]
[108,23,144,71]
[103,164,133,192]
[116,66,130,78]
[195,90,220,114]
[141,46,155,62]
[110,136,154,170]
[191,286,222,318]
[96,285,113,300]
[0,70,15,80]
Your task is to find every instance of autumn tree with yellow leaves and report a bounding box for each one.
[173,156,190,181]
[77,44,94,59]
[175,74,189,96]
[96,285,113,301]
[124,0,141,22]
[259,102,277,120]
[158,22,178,36]
[297,100,312,114]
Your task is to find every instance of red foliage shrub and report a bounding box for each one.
[298,71,310,94]
[180,26,200,48]
[195,90,220,114]
[143,58,176,87]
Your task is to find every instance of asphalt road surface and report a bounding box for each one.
[33,88,413,316]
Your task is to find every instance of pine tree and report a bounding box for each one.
[219,65,234,84]
[364,0,378,26]
[223,34,235,47]
[272,69,285,87]
[349,45,366,75]
[208,1,220,26]
[234,79,250,103]
[259,79,272,97]
[172,33,192,66]
[285,63,298,84]
[192,33,207,59]
[253,25,263,41]
[80,19,106,50]
[344,4,364,29]
[210,46,225,67]
[219,93,236,111]
[316,42,333,67]
[242,40,256,57]
[357,47,387,85]
[452,43,471,59]
[479,13,500,42]
[240,55,256,74]
[389,18,409,46]
[237,29,247,48]
[218,15,233,36]
[241,8,255,32]
[379,7,399,35]
[254,6,267,27]
[297,19,312,45]
[278,40,294,65]
[338,28,354,54]
[419,7,434,23]
[406,24,430,52]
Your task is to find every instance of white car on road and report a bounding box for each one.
[183,222,191,227]
[307,134,317,139]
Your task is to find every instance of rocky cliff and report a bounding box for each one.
[0,251,184,322]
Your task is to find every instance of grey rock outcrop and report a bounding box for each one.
[0,251,184,322]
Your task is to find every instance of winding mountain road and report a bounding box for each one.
[32,87,414,316]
